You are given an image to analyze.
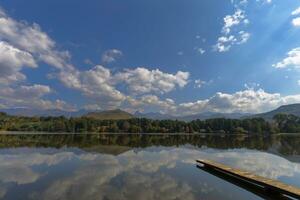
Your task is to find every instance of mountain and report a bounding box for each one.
[134,111,249,121]
[0,108,250,121]
[177,112,250,121]
[250,104,300,120]
[84,109,134,120]
[134,111,175,120]
[0,108,88,117]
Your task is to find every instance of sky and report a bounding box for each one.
[1,0,300,115]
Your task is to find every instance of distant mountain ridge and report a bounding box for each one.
[0,108,250,121]
[84,109,134,120]
[3,103,300,121]
[250,104,300,120]
[134,111,249,121]
[176,112,250,121]
[0,108,88,117]
[134,111,175,120]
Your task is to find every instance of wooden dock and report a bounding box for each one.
[196,159,300,200]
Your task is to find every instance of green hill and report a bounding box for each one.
[84,109,134,120]
[251,104,300,120]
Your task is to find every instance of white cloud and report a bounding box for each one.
[177,88,300,115]
[222,9,246,34]
[214,4,250,53]
[115,67,189,95]
[0,8,190,111]
[101,49,123,63]
[291,7,300,27]
[59,65,125,108]
[83,104,102,111]
[195,47,205,55]
[214,31,250,52]
[194,79,206,88]
[292,17,300,27]
[238,31,250,44]
[273,47,300,69]
[292,7,300,16]
[0,9,70,69]
[194,79,213,88]
[251,0,272,4]
[56,66,190,110]
[0,41,37,84]
[127,95,176,114]
[0,7,77,111]
[0,84,75,111]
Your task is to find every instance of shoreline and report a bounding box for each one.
[1,131,297,136]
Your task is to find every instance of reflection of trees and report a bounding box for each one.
[0,134,300,156]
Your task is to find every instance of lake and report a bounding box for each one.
[0,133,299,200]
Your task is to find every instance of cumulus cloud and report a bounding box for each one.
[0,7,75,110]
[292,7,300,16]
[0,84,75,110]
[273,47,300,69]
[56,65,190,110]
[58,66,125,108]
[115,67,189,95]
[123,87,300,115]
[177,88,300,115]
[0,9,70,69]
[291,7,300,27]
[127,95,176,114]
[0,7,189,111]
[292,17,300,27]
[0,41,37,84]
[101,49,123,63]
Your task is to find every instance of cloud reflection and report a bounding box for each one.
[0,147,299,200]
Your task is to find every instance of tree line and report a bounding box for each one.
[0,112,300,134]
[1,134,299,156]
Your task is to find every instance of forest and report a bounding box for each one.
[0,112,300,134]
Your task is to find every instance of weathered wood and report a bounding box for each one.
[196,159,300,199]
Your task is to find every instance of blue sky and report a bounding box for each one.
[1,0,300,115]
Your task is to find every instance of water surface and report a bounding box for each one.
[0,134,299,200]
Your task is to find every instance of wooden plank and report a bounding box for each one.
[196,159,300,199]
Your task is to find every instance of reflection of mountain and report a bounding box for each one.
[1,134,300,161]
[83,145,132,155]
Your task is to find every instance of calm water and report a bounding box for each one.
[0,133,300,200]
